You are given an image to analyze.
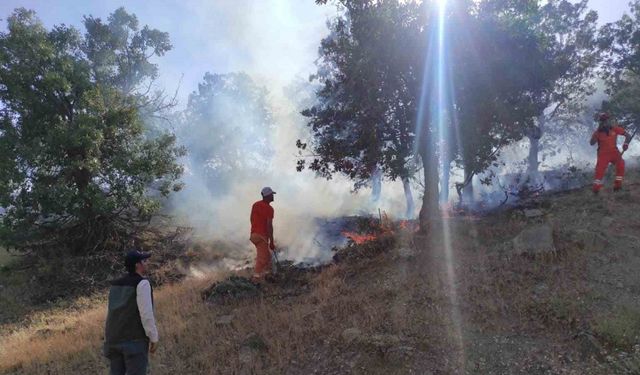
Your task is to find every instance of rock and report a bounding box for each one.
[342,328,362,343]
[215,314,234,326]
[571,230,609,252]
[601,216,614,228]
[396,247,416,260]
[512,224,556,256]
[523,209,544,218]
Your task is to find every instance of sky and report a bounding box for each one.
[0,0,630,107]
[0,0,336,106]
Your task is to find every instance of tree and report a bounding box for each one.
[450,0,562,204]
[0,8,184,254]
[519,0,599,181]
[600,0,640,126]
[299,0,424,224]
[303,0,566,231]
[179,72,274,194]
[300,0,564,231]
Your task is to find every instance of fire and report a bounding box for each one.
[341,214,420,244]
[341,231,379,244]
[398,220,419,232]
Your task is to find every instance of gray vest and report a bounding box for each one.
[104,274,152,345]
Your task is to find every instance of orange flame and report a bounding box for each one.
[341,212,420,244]
[342,231,378,244]
[398,220,419,232]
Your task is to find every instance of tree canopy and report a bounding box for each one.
[300,0,568,231]
[0,8,184,254]
[600,0,640,125]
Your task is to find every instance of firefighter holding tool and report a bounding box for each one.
[590,112,633,193]
[249,187,277,283]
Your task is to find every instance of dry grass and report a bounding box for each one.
[0,238,455,374]
[4,179,640,374]
[0,229,590,374]
[0,276,214,374]
[0,295,106,373]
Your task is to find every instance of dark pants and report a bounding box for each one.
[104,341,149,375]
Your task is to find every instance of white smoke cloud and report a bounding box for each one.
[166,1,410,265]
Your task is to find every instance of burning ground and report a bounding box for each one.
[2,170,640,374]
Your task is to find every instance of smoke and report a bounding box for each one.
[458,82,640,209]
[165,1,410,266]
[170,89,410,264]
[163,1,638,265]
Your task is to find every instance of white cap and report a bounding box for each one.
[261,187,276,197]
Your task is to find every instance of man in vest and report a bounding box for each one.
[590,112,632,193]
[250,187,277,283]
[104,250,159,375]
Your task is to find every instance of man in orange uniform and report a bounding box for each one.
[250,187,276,282]
[590,113,632,193]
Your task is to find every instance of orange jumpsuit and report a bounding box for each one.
[250,200,274,278]
[592,126,626,192]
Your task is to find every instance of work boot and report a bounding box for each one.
[592,183,603,195]
[250,274,265,285]
[265,273,278,283]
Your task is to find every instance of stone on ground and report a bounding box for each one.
[512,224,556,256]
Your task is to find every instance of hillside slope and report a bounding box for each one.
[2,170,640,374]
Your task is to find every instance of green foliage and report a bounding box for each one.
[301,0,570,226]
[463,0,599,183]
[298,0,422,190]
[0,8,184,254]
[600,0,640,125]
[593,306,640,350]
[452,0,564,188]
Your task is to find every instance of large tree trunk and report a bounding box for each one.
[527,136,540,175]
[402,177,415,219]
[441,158,451,204]
[418,137,439,234]
[371,165,382,203]
[462,164,474,204]
[527,116,545,183]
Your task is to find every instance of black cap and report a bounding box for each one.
[124,250,151,270]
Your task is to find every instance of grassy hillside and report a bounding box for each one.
[2,171,640,374]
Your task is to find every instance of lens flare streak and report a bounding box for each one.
[416,0,466,368]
